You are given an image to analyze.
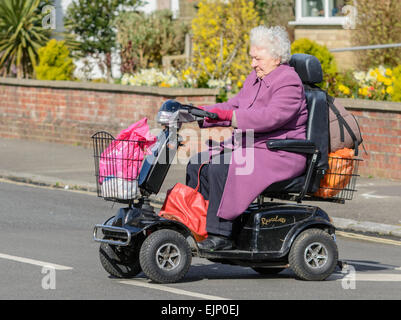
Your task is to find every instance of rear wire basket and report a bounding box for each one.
[314,156,362,202]
[92,131,145,203]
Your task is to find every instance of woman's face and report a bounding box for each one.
[250,46,281,79]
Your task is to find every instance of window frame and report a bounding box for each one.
[290,0,347,26]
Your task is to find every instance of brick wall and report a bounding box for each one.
[1,79,400,180]
[0,78,220,149]
[337,98,401,180]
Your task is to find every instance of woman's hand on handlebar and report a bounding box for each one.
[205,108,233,123]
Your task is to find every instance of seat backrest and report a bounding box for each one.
[289,54,329,174]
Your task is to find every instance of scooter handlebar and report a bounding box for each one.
[186,106,218,120]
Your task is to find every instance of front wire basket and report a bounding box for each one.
[92,131,145,203]
[314,156,363,202]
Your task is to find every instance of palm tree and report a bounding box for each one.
[0,0,51,78]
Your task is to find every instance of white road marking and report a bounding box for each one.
[353,273,401,282]
[360,191,389,199]
[0,252,73,271]
[119,279,229,300]
[331,273,401,282]
[336,231,401,246]
[345,261,400,270]
[0,178,96,196]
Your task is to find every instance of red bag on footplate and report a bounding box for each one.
[158,163,208,242]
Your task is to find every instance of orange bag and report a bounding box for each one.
[314,148,355,198]
[158,163,209,242]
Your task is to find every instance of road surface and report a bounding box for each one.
[0,180,400,300]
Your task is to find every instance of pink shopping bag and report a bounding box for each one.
[99,118,156,184]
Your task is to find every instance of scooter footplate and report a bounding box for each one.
[93,224,131,246]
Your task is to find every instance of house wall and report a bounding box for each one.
[294,26,357,70]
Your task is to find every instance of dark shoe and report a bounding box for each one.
[197,235,233,251]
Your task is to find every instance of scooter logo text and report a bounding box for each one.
[261,216,286,226]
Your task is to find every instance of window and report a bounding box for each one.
[291,0,348,25]
[302,0,325,17]
[329,0,347,17]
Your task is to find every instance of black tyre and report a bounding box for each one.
[99,242,141,278]
[252,267,286,275]
[289,228,338,281]
[139,229,192,284]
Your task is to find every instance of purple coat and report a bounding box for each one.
[201,64,308,220]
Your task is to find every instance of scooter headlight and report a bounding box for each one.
[156,111,173,124]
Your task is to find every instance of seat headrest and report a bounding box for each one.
[289,53,323,84]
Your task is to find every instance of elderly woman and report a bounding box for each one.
[186,26,308,250]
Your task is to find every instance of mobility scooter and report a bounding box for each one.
[92,54,361,283]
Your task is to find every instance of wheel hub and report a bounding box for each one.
[156,243,181,271]
[304,242,328,269]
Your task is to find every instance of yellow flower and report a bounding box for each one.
[377,74,386,83]
[384,78,392,86]
[339,84,350,95]
[182,69,191,77]
[237,81,242,88]
[159,82,170,88]
[386,86,394,95]
[385,68,392,76]
[360,87,369,96]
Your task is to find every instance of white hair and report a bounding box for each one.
[250,26,291,64]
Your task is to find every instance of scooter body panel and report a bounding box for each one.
[96,202,334,267]
[94,207,194,247]
[197,203,334,263]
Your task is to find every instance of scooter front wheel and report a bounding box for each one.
[99,242,141,278]
[139,229,192,284]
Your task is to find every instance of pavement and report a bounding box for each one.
[1,137,401,238]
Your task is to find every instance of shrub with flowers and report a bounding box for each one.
[190,0,259,93]
[391,65,401,102]
[336,65,401,102]
[120,68,182,88]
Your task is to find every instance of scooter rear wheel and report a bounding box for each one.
[139,229,192,284]
[289,228,338,281]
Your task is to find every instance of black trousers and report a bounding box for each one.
[185,151,233,237]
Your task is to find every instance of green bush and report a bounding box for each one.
[0,0,51,78]
[64,0,143,80]
[35,39,75,80]
[352,0,401,69]
[291,38,338,94]
[114,10,188,73]
[392,65,401,102]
